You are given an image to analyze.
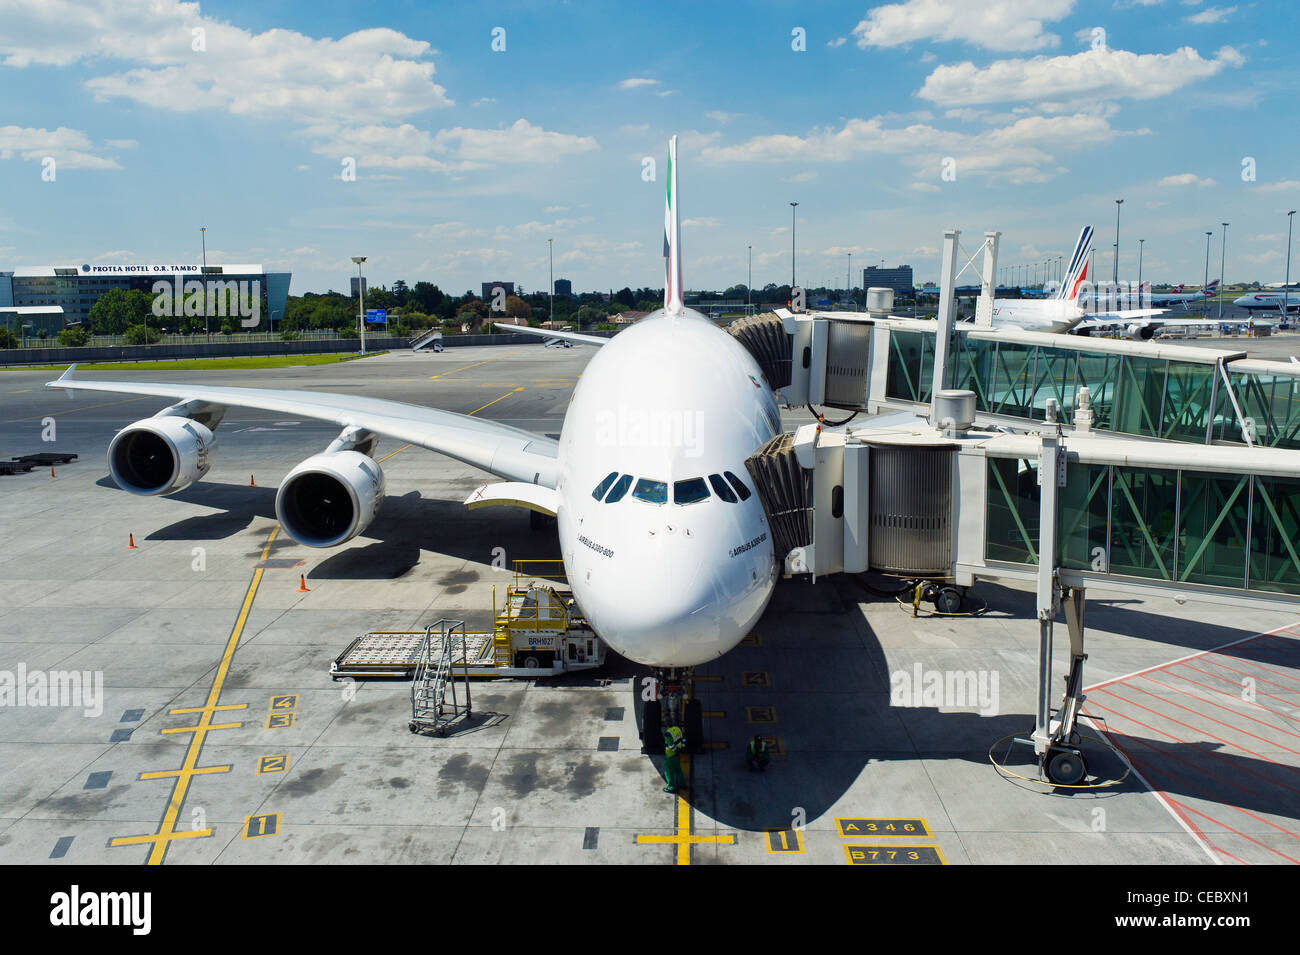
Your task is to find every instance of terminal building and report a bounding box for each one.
[862,265,914,298]
[0,263,291,329]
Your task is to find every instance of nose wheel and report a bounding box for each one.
[641,667,701,755]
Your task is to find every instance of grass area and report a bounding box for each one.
[4,352,383,372]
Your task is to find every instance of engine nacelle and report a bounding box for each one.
[1126,323,1156,341]
[275,451,385,547]
[108,415,217,495]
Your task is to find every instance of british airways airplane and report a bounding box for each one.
[46,137,780,752]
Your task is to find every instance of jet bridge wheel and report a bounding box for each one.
[1046,747,1087,786]
[642,700,664,755]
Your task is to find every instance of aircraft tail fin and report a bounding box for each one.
[663,135,683,313]
[1057,226,1093,302]
[1203,279,1221,295]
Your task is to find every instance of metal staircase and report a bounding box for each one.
[410,327,443,350]
[409,619,470,735]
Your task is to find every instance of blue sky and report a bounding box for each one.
[1,0,1298,295]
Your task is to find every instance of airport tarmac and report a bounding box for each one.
[0,344,1296,865]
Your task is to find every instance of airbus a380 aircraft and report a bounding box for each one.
[46,137,780,752]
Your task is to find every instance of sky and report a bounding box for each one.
[1,0,1298,296]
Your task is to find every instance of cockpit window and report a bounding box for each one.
[673,478,709,505]
[592,471,619,501]
[724,471,753,501]
[631,478,668,505]
[708,474,737,503]
[604,474,633,503]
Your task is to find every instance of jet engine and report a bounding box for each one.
[108,415,217,495]
[275,450,385,547]
[1125,323,1156,341]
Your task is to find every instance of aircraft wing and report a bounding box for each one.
[45,365,561,487]
[496,322,609,347]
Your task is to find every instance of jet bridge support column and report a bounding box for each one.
[1030,400,1090,786]
[929,229,960,424]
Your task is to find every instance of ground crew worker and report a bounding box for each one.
[746,734,770,772]
[662,724,688,793]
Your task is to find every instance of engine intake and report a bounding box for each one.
[108,415,216,495]
[275,451,385,547]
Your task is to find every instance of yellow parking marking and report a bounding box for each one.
[766,829,805,854]
[836,818,930,837]
[8,388,32,393]
[694,675,723,683]
[140,765,230,780]
[746,705,777,723]
[257,754,290,775]
[702,741,729,750]
[844,844,945,865]
[269,695,298,710]
[702,711,725,718]
[109,526,280,864]
[242,813,281,840]
[169,703,246,715]
[635,756,735,865]
[160,722,242,734]
[429,358,494,380]
[742,671,770,687]
[266,712,296,730]
[377,443,412,463]
[740,633,762,647]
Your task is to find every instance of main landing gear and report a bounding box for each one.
[641,667,703,756]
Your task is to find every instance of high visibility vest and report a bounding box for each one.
[665,725,684,753]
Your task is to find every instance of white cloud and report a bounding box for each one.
[472,97,497,107]
[1258,181,1300,192]
[919,45,1244,107]
[683,217,720,228]
[543,205,569,213]
[785,171,819,182]
[0,125,120,169]
[853,0,1075,52]
[619,77,660,89]
[436,119,597,163]
[827,36,847,48]
[1186,5,1236,23]
[105,138,138,149]
[706,111,740,124]
[1158,173,1216,187]
[1252,233,1285,242]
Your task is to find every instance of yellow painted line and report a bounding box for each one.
[168,703,246,715]
[468,388,521,417]
[694,675,723,683]
[5,394,149,424]
[702,711,725,718]
[429,358,494,380]
[635,754,735,865]
[8,388,32,393]
[109,525,280,864]
[140,765,231,780]
[160,722,243,734]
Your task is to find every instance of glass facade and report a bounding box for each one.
[885,327,1300,449]
[985,457,1300,594]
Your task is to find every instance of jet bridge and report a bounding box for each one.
[738,227,1300,783]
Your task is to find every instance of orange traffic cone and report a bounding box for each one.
[296,574,310,593]
[127,534,138,549]
[50,466,56,478]
[250,474,256,486]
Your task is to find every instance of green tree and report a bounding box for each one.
[0,326,17,349]
[123,323,161,345]
[58,327,90,347]
[89,287,152,335]
[504,295,531,319]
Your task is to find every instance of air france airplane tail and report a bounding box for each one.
[1056,226,1093,302]
[663,135,684,314]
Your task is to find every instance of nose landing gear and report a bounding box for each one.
[641,667,703,755]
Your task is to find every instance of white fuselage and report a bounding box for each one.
[986,298,1082,333]
[554,308,781,667]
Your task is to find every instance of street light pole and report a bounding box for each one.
[1219,223,1229,322]
[352,256,368,354]
[1286,211,1296,320]
[747,244,752,311]
[548,238,553,326]
[1137,239,1144,291]
[1113,198,1124,286]
[1204,230,1213,319]
[200,226,208,339]
[847,252,852,306]
[790,202,798,291]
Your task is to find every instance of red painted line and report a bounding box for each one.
[1153,667,1300,728]
[1093,686,1300,772]
[1177,661,1296,707]
[1166,797,1300,865]
[1086,724,1220,861]
[1083,701,1260,798]
[1212,845,1248,866]
[1084,625,1293,694]
[1140,672,1300,741]
[1105,733,1300,860]
[1195,653,1300,691]
[1116,682,1300,758]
